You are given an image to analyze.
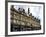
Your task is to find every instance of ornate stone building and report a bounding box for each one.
[10,5,41,32]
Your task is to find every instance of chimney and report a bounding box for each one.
[28,8,30,15]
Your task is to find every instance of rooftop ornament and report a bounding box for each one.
[10,5,15,11]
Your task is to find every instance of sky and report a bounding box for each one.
[14,5,42,20]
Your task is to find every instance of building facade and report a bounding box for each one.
[10,5,41,32]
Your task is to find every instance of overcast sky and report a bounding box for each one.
[14,5,41,20]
